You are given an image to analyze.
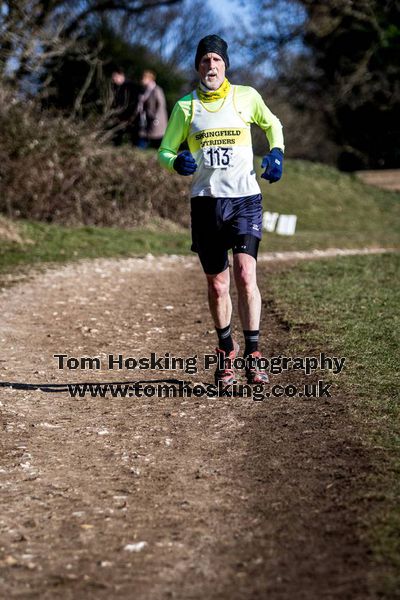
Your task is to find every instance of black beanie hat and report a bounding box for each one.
[195,35,229,70]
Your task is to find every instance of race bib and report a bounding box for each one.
[202,147,233,169]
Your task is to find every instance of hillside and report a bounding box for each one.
[1,157,399,272]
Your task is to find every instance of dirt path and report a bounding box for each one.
[356,169,400,191]
[0,254,384,599]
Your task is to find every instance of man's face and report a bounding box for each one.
[198,52,225,90]
[112,72,125,86]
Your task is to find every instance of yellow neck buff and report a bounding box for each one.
[197,77,230,102]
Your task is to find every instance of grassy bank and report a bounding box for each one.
[266,252,400,597]
[0,158,399,275]
[0,220,190,272]
[0,157,400,271]
[258,160,400,251]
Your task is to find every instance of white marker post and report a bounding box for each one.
[276,214,297,236]
[263,212,297,236]
[262,212,280,232]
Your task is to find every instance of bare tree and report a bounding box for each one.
[0,0,183,83]
[111,0,223,70]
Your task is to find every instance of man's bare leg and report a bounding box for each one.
[233,252,268,383]
[233,253,261,330]
[206,266,239,383]
[205,266,232,328]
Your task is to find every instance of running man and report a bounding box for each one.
[158,35,284,384]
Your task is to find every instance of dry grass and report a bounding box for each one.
[0,215,31,244]
[0,87,190,229]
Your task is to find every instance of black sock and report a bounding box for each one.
[243,330,259,356]
[216,324,234,353]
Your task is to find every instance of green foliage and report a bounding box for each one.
[251,0,400,169]
[298,0,400,169]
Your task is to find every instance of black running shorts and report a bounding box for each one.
[190,194,263,275]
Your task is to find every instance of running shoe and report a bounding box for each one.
[214,341,240,385]
[245,351,269,384]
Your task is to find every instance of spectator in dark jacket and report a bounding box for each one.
[109,67,140,146]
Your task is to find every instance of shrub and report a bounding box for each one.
[0,87,190,229]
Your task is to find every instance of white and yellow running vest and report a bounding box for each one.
[187,86,261,198]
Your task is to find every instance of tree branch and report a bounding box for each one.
[64,0,181,37]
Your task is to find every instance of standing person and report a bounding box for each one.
[109,67,139,145]
[137,70,168,149]
[158,35,284,385]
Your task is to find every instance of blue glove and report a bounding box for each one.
[173,151,197,176]
[261,148,284,184]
